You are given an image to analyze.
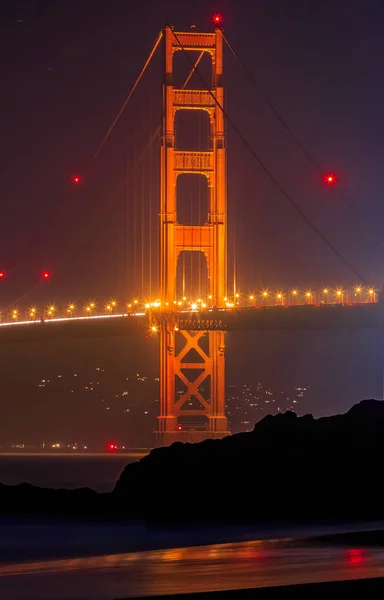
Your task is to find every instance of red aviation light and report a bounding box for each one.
[324,173,337,186]
[42,271,51,280]
[212,13,223,26]
[72,175,81,184]
[108,443,117,452]
[0,271,5,279]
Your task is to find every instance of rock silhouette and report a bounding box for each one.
[113,399,384,523]
[1,399,384,523]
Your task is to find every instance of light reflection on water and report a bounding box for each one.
[0,538,384,600]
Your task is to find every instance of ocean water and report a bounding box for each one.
[0,453,146,493]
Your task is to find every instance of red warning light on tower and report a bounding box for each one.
[72,175,81,184]
[0,271,5,279]
[42,271,51,280]
[324,173,337,186]
[212,13,223,26]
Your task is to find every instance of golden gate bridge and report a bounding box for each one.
[1,20,382,445]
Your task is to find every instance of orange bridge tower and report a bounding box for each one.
[156,25,230,445]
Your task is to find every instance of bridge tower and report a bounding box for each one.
[156,25,230,445]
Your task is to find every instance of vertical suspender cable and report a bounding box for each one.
[141,148,145,299]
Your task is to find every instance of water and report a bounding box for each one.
[1,536,384,599]
[0,453,146,493]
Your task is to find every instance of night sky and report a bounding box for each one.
[0,1,384,446]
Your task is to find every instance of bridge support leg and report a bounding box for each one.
[156,327,230,446]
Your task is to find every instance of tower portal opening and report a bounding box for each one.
[173,49,213,90]
[176,173,209,225]
[175,110,210,152]
[176,250,208,300]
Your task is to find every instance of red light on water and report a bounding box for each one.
[212,13,223,25]
[347,548,364,565]
[324,173,337,185]
[72,175,81,184]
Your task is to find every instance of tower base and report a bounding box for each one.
[155,429,230,447]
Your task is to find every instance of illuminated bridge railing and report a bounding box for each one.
[0,287,379,327]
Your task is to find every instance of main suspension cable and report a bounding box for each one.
[91,30,163,163]
[170,27,368,284]
[222,30,384,248]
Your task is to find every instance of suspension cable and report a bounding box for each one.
[170,27,368,284]
[92,30,163,162]
[222,30,384,248]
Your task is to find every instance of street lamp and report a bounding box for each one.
[29,307,37,320]
[67,303,75,317]
[336,289,344,303]
[276,292,284,306]
[47,304,56,318]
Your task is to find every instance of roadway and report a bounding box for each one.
[0,304,381,344]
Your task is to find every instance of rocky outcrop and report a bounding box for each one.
[2,400,384,523]
[113,400,384,523]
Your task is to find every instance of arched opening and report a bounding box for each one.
[172,49,212,91]
[175,109,211,151]
[176,250,209,300]
[176,173,209,225]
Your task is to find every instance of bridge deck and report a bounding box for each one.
[0,304,380,344]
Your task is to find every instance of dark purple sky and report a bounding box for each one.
[1,0,384,307]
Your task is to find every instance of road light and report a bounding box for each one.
[368,288,376,302]
[11,309,19,321]
[262,290,269,300]
[67,303,75,316]
[29,307,37,320]
[85,303,95,315]
[305,291,313,304]
[47,304,56,318]
[335,289,344,304]
[276,292,284,306]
